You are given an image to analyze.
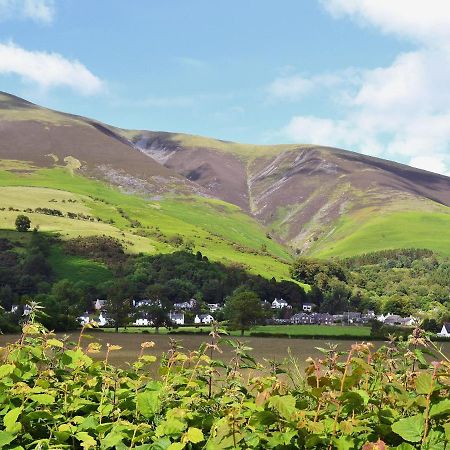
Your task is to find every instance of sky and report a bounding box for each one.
[1,0,450,175]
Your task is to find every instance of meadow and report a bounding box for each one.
[0,162,293,281]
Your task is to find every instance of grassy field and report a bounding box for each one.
[312,209,450,258]
[101,324,372,338]
[0,161,293,280]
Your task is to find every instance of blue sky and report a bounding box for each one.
[1,0,450,174]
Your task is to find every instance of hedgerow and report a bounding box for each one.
[0,304,449,449]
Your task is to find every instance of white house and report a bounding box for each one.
[438,323,450,337]
[207,303,221,312]
[78,312,90,325]
[173,299,197,310]
[133,299,162,308]
[94,299,107,311]
[271,298,289,309]
[302,303,314,312]
[169,312,185,325]
[194,314,214,324]
[134,318,152,326]
[98,313,108,327]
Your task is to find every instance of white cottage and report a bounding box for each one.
[438,323,450,337]
[194,314,214,324]
[271,298,289,309]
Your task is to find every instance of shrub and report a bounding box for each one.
[0,311,449,449]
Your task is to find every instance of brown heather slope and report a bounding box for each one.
[0,92,202,197]
[126,131,450,251]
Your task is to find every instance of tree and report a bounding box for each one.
[105,279,133,332]
[135,301,170,334]
[15,215,31,232]
[223,289,265,336]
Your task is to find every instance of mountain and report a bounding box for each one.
[2,91,450,269]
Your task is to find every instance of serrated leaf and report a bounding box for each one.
[187,427,204,443]
[0,431,15,448]
[0,365,14,378]
[391,414,424,443]
[416,373,433,395]
[76,432,97,449]
[269,395,296,420]
[167,444,184,450]
[47,338,64,348]
[3,407,22,432]
[137,391,160,418]
[429,399,450,418]
[30,393,55,405]
[101,431,123,449]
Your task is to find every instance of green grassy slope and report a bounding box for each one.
[0,160,292,280]
[311,209,450,258]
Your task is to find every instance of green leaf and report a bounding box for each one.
[0,365,15,378]
[269,395,296,420]
[187,427,204,444]
[3,407,22,433]
[167,444,184,450]
[76,432,97,449]
[0,431,15,448]
[429,399,450,418]
[101,431,124,449]
[391,414,424,443]
[333,436,354,450]
[393,444,415,450]
[416,373,433,395]
[30,393,55,405]
[137,391,160,418]
[47,338,64,348]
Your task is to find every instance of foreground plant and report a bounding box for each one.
[0,314,448,449]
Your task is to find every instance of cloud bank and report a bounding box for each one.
[274,1,450,175]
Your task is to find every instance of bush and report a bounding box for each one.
[1,312,449,449]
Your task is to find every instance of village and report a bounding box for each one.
[78,297,450,338]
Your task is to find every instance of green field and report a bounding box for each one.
[0,161,293,280]
[101,324,371,338]
[312,209,450,258]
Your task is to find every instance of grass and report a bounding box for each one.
[48,247,112,284]
[312,209,450,258]
[101,324,371,338]
[0,161,293,280]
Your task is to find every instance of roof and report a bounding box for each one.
[443,323,450,333]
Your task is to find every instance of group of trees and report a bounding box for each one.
[3,214,450,333]
[290,249,450,328]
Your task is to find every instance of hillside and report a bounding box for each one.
[124,130,450,257]
[2,91,450,265]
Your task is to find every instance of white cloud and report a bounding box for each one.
[321,0,450,44]
[0,0,54,23]
[0,42,104,95]
[267,72,354,101]
[409,156,450,176]
[274,2,450,176]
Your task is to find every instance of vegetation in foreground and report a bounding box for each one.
[0,308,449,449]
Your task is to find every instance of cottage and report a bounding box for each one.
[133,299,161,308]
[438,323,450,337]
[94,299,107,311]
[207,303,221,312]
[169,312,185,325]
[302,303,315,312]
[271,298,289,309]
[291,313,316,324]
[316,313,334,325]
[173,299,197,310]
[194,314,214,324]
[78,312,90,325]
[134,318,151,326]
